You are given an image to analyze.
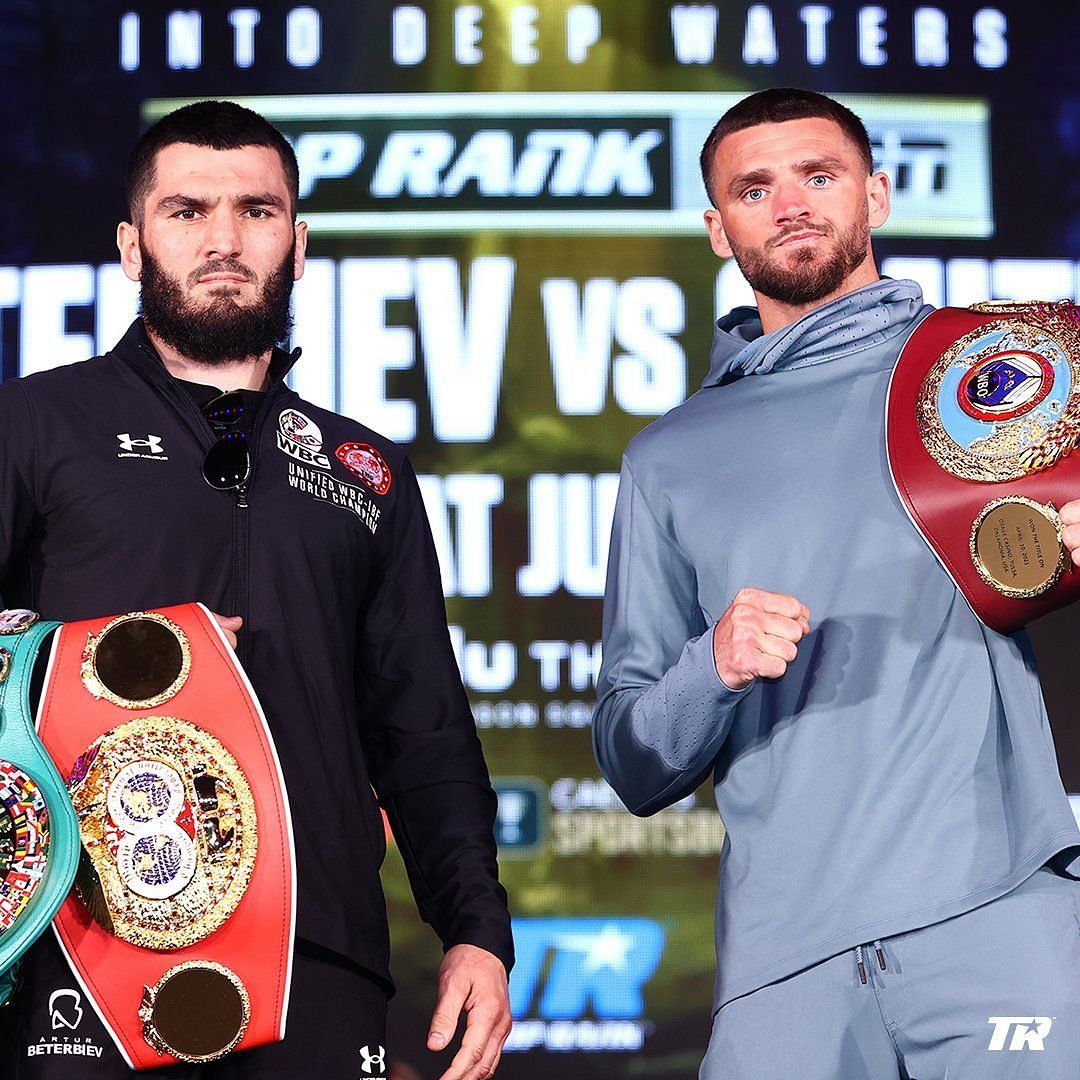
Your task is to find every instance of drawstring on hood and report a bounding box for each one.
[703,278,927,387]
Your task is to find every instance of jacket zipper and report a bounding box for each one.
[231,391,281,665]
[136,342,284,665]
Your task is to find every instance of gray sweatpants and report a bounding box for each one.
[701,864,1080,1079]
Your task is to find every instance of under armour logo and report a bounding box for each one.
[987,1016,1053,1051]
[117,433,164,454]
[49,989,83,1031]
[359,1044,386,1073]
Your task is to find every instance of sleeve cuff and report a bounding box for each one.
[688,623,755,699]
[444,926,515,976]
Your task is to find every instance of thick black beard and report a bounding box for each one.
[139,242,294,366]
[732,218,870,307]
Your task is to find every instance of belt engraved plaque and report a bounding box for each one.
[68,716,257,950]
[969,497,1068,598]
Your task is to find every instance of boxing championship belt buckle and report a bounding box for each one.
[36,604,296,1069]
[0,612,80,1001]
[886,301,1080,632]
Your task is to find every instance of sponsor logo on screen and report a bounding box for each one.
[145,94,992,239]
[492,779,546,856]
[505,917,664,1053]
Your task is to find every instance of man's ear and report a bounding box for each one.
[292,219,308,282]
[704,208,735,259]
[117,221,142,282]
[867,170,891,230]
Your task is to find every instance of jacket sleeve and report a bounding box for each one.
[355,454,513,974]
[593,457,749,816]
[0,379,40,603]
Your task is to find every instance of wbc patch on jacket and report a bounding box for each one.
[276,409,330,470]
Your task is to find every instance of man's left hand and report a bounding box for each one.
[1060,500,1080,565]
[427,943,511,1080]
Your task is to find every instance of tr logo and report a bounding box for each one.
[358,1044,386,1074]
[987,1016,1053,1051]
[48,989,83,1031]
[117,433,164,454]
[509,918,665,1020]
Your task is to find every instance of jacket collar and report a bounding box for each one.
[111,319,303,389]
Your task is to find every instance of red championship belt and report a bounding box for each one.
[36,604,296,1069]
[887,301,1080,633]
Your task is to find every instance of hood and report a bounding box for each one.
[704,278,926,387]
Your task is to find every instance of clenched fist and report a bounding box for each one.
[712,588,810,691]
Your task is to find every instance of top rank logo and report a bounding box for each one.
[276,409,331,470]
[987,1016,1053,1051]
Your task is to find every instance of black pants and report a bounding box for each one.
[0,933,389,1079]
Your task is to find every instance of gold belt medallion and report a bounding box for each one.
[139,960,251,1063]
[917,301,1080,483]
[67,716,257,950]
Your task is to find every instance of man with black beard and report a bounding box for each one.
[593,88,1080,1078]
[0,101,515,1079]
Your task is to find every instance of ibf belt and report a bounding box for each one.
[0,611,80,999]
[36,604,296,1069]
[886,301,1080,632]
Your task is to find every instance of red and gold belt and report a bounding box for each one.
[37,603,296,1069]
[887,301,1080,632]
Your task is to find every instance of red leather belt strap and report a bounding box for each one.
[37,603,295,1070]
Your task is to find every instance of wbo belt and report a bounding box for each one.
[37,603,296,1070]
[887,301,1080,633]
[0,611,80,1003]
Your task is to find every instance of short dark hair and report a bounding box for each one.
[126,100,299,223]
[699,88,873,207]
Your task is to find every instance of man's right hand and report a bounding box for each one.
[712,588,810,691]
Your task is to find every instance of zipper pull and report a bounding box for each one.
[236,484,248,509]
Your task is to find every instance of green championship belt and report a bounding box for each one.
[0,610,80,1001]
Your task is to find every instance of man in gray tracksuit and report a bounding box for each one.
[593,88,1080,1078]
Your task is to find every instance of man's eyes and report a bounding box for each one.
[742,175,832,201]
[171,207,273,219]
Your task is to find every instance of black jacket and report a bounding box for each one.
[0,320,513,989]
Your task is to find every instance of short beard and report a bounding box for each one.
[732,217,870,307]
[139,242,294,366]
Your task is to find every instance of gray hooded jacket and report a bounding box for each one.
[593,278,1080,1010]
